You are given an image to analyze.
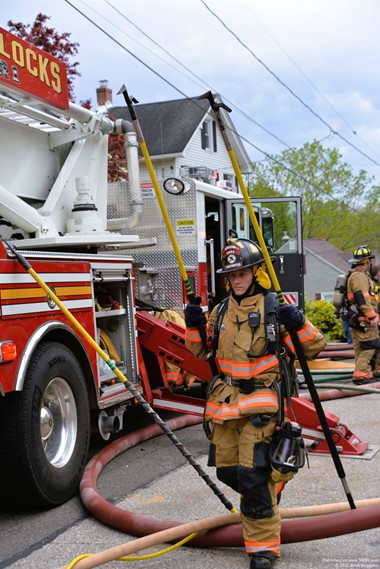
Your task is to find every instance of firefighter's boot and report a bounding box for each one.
[352,370,375,385]
[249,552,278,569]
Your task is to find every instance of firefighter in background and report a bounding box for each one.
[347,245,380,385]
[184,238,325,569]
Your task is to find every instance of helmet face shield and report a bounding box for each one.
[217,238,264,274]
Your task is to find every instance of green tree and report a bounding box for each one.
[250,140,380,253]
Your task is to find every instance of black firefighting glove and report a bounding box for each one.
[276,304,305,329]
[185,304,206,328]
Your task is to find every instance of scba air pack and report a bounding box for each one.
[333,274,348,310]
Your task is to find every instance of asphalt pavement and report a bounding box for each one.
[4,383,380,569]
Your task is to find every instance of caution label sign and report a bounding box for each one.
[175,219,195,236]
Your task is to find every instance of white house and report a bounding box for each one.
[96,81,253,191]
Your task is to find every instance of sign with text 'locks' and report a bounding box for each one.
[0,28,69,109]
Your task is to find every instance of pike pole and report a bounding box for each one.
[199,91,356,510]
[5,240,236,514]
[117,85,219,375]
[118,85,196,302]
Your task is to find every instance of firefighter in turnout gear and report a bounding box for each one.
[185,238,326,569]
[347,245,380,384]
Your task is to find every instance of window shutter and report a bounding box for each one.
[201,123,206,149]
[212,121,217,152]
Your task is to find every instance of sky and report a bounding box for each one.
[1,0,380,183]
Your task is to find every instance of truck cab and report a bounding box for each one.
[121,178,304,312]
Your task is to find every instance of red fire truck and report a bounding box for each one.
[0,28,307,508]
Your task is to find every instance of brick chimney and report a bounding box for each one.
[96,79,113,114]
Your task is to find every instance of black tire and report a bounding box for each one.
[0,341,90,508]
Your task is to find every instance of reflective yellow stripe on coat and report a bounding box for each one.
[205,390,279,421]
[184,328,203,343]
[283,320,318,355]
[218,353,278,379]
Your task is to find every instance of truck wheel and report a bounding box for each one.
[0,341,90,508]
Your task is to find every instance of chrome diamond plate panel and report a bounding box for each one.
[107,177,199,309]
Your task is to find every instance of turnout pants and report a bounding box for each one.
[209,416,281,557]
[352,327,380,377]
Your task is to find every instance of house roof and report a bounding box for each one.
[111,97,209,156]
[303,239,351,273]
[109,94,253,173]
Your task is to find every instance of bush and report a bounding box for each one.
[304,298,345,342]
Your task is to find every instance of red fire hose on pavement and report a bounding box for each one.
[80,414,380,548]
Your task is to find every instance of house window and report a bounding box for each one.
[201,120,217,151]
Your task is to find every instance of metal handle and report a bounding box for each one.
[205,238,215,298]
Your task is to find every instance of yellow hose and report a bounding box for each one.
[57,512,241,569]
[59,497,380,568]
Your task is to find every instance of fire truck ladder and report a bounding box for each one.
[0,90,72,131]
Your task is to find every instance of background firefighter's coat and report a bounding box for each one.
[347,265,380,377]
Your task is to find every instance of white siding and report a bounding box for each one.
[181,120,234,175]
[137,110,238,186]
[304,250,341,301]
